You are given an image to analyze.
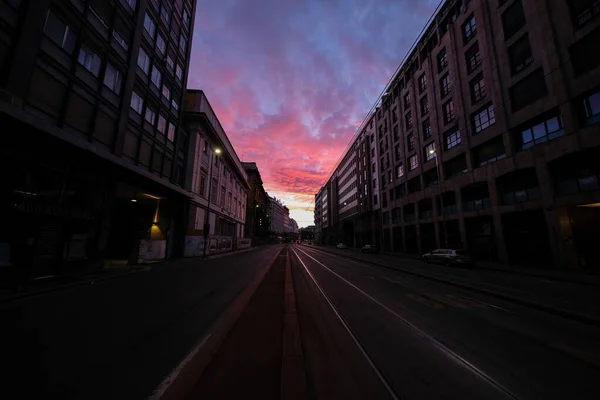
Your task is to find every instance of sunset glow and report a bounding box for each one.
[188,0,440,227]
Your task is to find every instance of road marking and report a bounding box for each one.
[290,248,401,400]
[148,334,212,400]
[294,247,520,400]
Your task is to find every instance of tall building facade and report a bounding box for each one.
[183,90,249,256]
[0,0,197,277]
[318,0,600,270]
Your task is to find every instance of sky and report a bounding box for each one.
[187,0,440,228]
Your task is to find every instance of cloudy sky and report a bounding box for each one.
[188,0,440,227]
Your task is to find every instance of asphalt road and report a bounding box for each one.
[0,245,283,400]
[290,244,600,400]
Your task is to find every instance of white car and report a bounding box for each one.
[336,243,347,249]
[422,249,473,267]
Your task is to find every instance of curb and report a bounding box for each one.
[148,247,282,400]
[309,246,600,327]
[281,248,309,400]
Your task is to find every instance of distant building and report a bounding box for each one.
[290,219,299,234]
[268,196,286,235]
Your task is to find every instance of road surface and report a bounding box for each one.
[290,244,600,400]
[0,245,283,399]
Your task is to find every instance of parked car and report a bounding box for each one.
[360,244,378,253]
[421,249,473,267]
[336,243,347,249]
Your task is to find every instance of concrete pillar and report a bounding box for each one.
[414,202,422,254]
[455,187,468,249]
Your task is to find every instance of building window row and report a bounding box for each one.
[472,104,496,134]
[131,91,177,142]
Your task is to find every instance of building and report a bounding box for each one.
[316,122,377,247]
[183,90,249,256]
[268,196,286,235]
[290,218,299,234]
[0,0,198,278]
[283,205,290,233]
[241,162,269,241]
[318,0,600,270]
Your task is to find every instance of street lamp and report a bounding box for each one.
[429,148,448,248]
[254,204,259,237]
[203,147,221,258]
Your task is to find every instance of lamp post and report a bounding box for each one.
[430,148,448,248]
[203,147,221,258]
[254,204,259,237]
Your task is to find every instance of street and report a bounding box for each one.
[290,244,600,400]
[0,245,283,400]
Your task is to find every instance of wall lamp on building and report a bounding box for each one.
[203,146,222,258]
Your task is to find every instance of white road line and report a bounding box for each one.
[147,333,212,400]
[290,248,400,400]
[294,247,520,400]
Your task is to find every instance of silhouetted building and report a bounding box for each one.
[241,161,269,241]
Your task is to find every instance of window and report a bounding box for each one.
[444,129,461,150]
[466,42,482,74]
[44,10,76,54]
[183,8,191,27]
[508,35,533,75]
[395,144,401,159]
[124,0,137,11]
[171,98,179,111]
[405,112,413,130]
[424,142,436,162]
[160,5,170,24]
[408,154,418,171]
[144,13,156,38]
[392,107,398,123]
[583,90,600,124]
[519,114,564,150]
[103,63,122,93]
[156,34,166,55]
[78,45,102,76]
[569,26,600,76]
[438,48,448,72]
[404,93,411,109]
[179,34,187,53]
[137,48,151,74]
[162,84,171,100]
[393,125,400,142]
[166,55,175,72]
[145,107,156,125]
[502,0,526,39]
[407,133,415,152]
[396,164,404,178]
[199,175,206,197]
[157,114,166,134]
[509,68,548,112]
[422,119,432,139]
[130,91,144,114]
[462,15,477,43]
[440,73,452,97]
[472,104,496,133]
[570,0,600,28]
[419,74,427,93]
[420,96,429,116]
[150,65,162,88]
[176,64,183,81]
[470,74,486,103]
[443,99,455,124]
[113,29,128,51]
[167,122,176,142]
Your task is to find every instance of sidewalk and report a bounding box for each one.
[311,245,600,326]
[0,247,257,303]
